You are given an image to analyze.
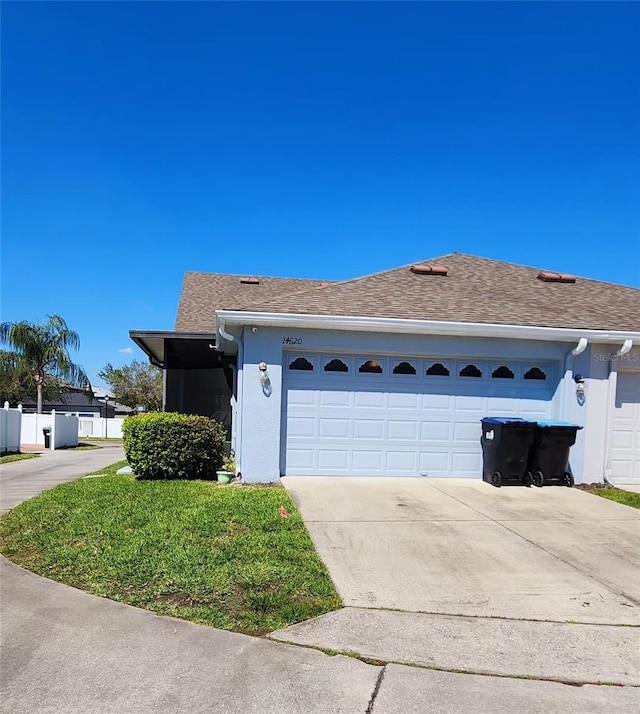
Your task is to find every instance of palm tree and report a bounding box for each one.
[0,315,91,413]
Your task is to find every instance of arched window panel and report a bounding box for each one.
[459,364,482,378]
[324,358,349,373]
[392,361,417,375]
[524,367,547,381]
[426,362,450,377]
[492,365,515,379]
[359,359,383,374]
[289,357,314,371]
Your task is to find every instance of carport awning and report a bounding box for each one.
[129,330,217,368]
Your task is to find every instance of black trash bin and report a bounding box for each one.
[481,417,537,487]
[42,426,51,449]
[528,421,582,487]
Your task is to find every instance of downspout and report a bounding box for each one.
[603,339,633,485]
[218,318,243,476]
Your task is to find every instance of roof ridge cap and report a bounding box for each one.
[183,270,330,282]
[235,253,460,311]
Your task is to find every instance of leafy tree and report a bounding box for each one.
[0,316,91,413]
[0,350,68,406]
[99,360,163,412]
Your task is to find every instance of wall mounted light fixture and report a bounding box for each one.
[258,362,269,385]
[574,374,586,404]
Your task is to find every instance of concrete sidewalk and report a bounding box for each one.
[2,559,638,713]
[271,606,640,686]
[0,443,125,512]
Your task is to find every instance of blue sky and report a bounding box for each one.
[2,2,638,387]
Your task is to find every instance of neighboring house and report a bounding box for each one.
[20,385,133,418]
[131,253,640,485]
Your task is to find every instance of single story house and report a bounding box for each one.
[19,386,132,418]
[131,253,640,485]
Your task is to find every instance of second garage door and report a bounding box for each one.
[282,353,557,477]
[610,371,640,484]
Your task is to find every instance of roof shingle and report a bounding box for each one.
[175,272,330,331]
[238,253,640,332]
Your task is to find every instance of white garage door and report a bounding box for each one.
[282,354,556,477]
[610,371,640,484]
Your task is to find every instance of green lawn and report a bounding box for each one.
[0,461,341,635]
[581,487,640,510]
[0,452,40,464]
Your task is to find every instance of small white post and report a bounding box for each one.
[51,409,56,450]
[3,401,8,410]
[18,403,23,412]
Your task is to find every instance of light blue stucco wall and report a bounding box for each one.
[237,326,588,483]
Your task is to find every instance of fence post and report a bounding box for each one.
[51,409,56,450]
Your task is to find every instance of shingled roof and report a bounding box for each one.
[237,253,640,332]
[175,272,330,331]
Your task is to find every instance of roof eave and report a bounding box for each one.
[215,310,640,345]
[129,329,217,368]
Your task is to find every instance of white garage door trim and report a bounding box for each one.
[610,370,640,484]
[281,353,557,477]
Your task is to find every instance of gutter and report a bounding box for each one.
[215,310,640,344]
[217,319,243,475]
[603,339,634,484]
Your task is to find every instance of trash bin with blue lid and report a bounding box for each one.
[528,421,582,487]
[481,417,538,488]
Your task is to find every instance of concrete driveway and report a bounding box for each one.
[283,477,640,626]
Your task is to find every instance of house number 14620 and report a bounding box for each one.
[283,337,303,345]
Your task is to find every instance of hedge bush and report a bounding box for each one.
[122,412,227,480]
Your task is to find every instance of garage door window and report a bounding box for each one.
[359,359,383,374]
[324,358,349,373]
[426,362,450,377]
[459,364,482,378]
[492,365,515,379]
[392,361,417,375]
[524,367,547,380]
[289,357,314,371]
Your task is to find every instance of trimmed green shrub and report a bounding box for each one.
[122,412,227,480]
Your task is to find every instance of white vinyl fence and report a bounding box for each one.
[78,417,124,439]
[20,411,79,449]
[1,402,22,454]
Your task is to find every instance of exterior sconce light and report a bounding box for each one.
[258,362,269,385]
[574,374,586,404]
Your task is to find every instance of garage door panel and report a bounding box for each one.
[387,420,419,440]
[283,355,555,477]
[317,450,349,470]
[352,450,384,470]
[287,449,315,470]
[289,389,316,406]
[353,419,385,439]
[420,421,451,441]
[388,392,420,409]
[452,452,483,476]
[454,395,485,412]
[354,392,385,408]
[421,394,452,410]
[287,417,316,438]
[386,451,418,471]
[487,396,518,412]
[319,390,351,407]
[610,372,640,484]
[419,452,450,474]
[318,418,350,439]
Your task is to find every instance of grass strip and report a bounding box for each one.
[0,461,341,634]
